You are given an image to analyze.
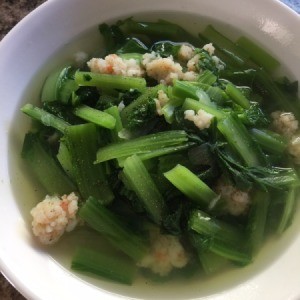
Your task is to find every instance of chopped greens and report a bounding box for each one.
[21,18,300,286]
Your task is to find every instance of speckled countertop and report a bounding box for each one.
[0,0,299,299]
[0,0,46,40]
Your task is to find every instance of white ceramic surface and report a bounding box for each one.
[0,0,299,299]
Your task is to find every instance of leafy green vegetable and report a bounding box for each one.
[195,48,223,75]
[21,133,76,195]
[41,66,79,104]
[121,85,164,130]
[95,130,188,164]
[150,41,182,58]
[236,36,280,72]
[116,38,148,54]
[73,105,116,129]
[71,86,100,107]
[164,164,219,208]
[20,18,300,285]
[246,190,270,255]
[72,247,137,285]
[119,89,142,106]
[213,143,299,190]
[21,104,70,133]
[237,102,270,127]
[99,23,126,53]
[75,71,147,93]
[250,128,287,154]
[189,210,251,265]
[64,123,114,204]
[118,18,200,44]
[201,24,250,68]
[79,196,148,261]
[225,82,250,109]
[277,187,298,234]
[123,155,165,224]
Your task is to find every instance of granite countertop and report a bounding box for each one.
[0,0,299,299]
[0,0,46,41]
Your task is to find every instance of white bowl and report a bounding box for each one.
[0,0,299,299]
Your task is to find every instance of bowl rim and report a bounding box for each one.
[0,0,300,299]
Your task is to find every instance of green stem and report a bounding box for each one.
[120,84,165,129]
[189,233,228,274]
[73,105,116,129]
[64,123,114,204]
[138,143,194,162]
[79,196,148,261]
[197,70,217,85]
[164,164,218,208]
[256,69,300,120]
[123,155,165,224]
[21,104,70,133]
[225,83,250,109]
[56,141,75,181]
[75,71,147,92]
[250,128,287,154]
[236,36,280,72]
[217,115,266,167]
[277,187,297,234]
[119,19,199,44]
[21,133,76,195]
[182,98,226,120]
[104,105,124,142]
[41,66,78,104]
[246,190,270,255]
[71,247,136,285]
[173,81,213,106]
[95,130,188,163]
[202,25,250,68]
[189,209,251,265]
